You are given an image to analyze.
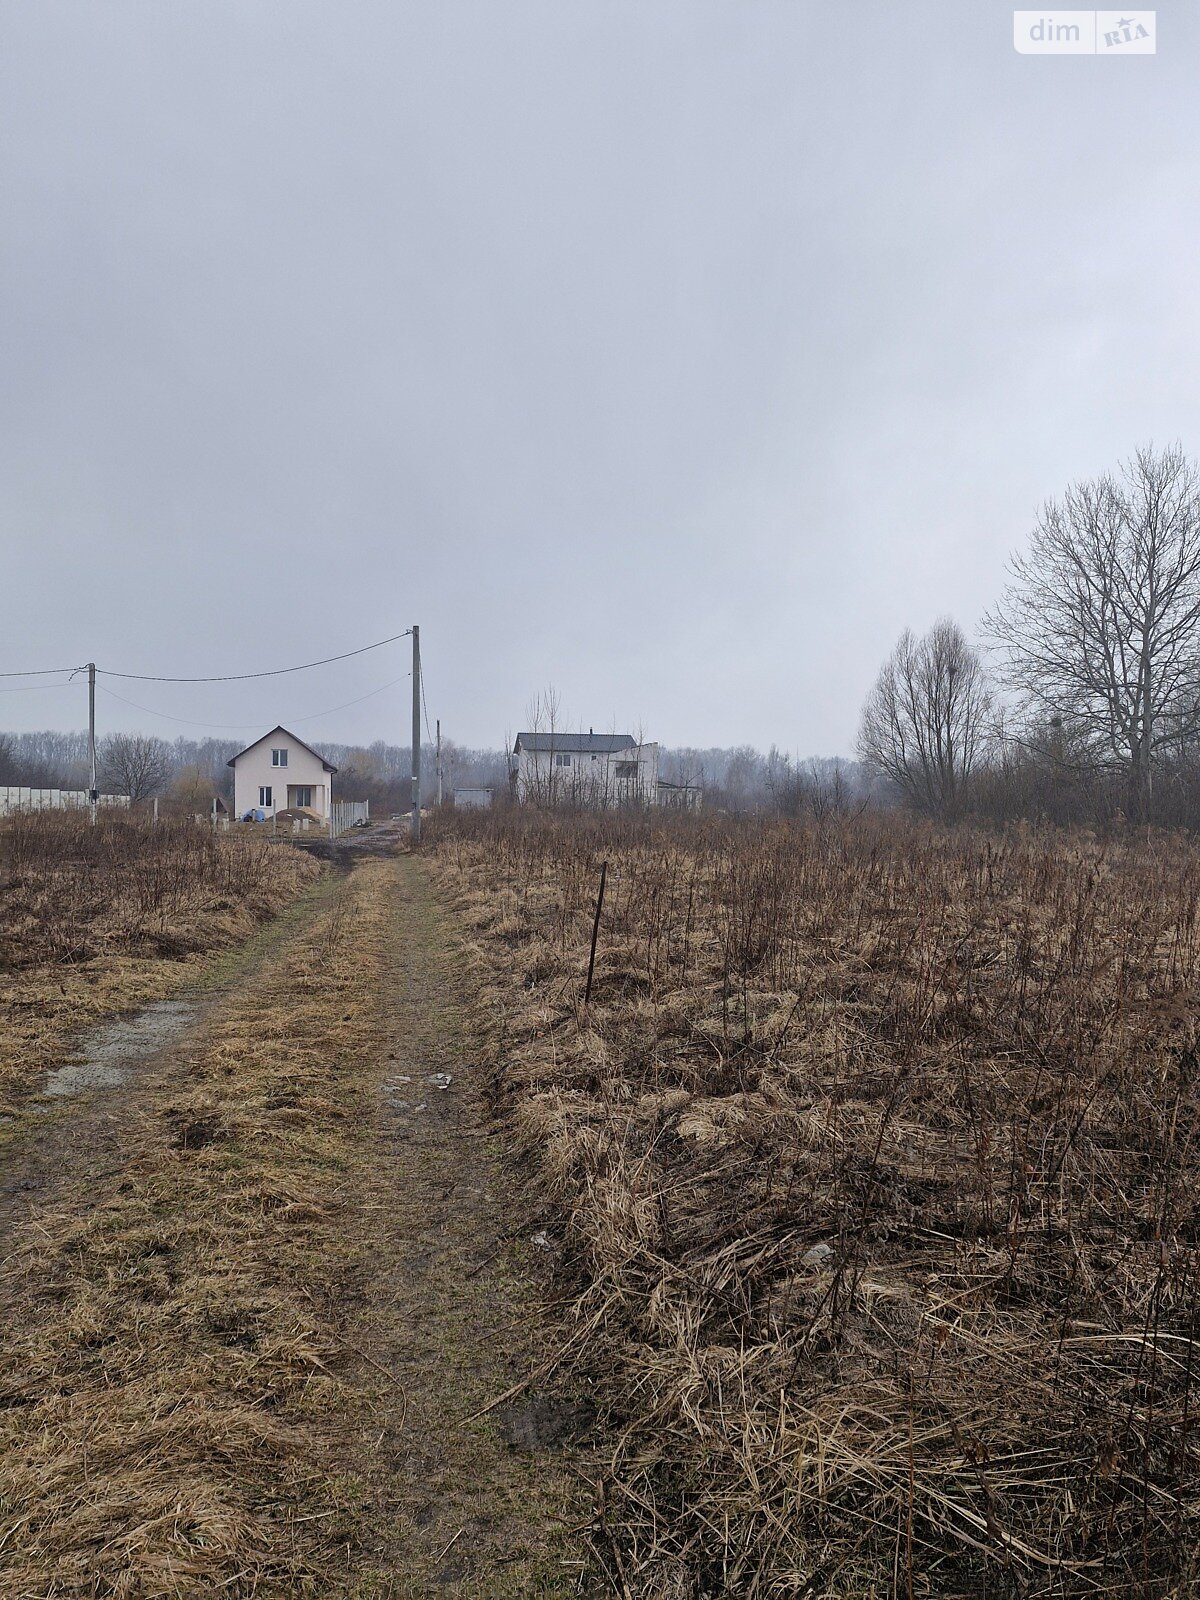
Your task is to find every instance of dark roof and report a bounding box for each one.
[227,725,338,774]
[514,731,637,755]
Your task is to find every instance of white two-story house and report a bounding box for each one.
[228,726,337,820]
[513,731,659,807]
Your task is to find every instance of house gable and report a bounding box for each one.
[227,726,337,774]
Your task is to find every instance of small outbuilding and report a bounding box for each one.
[227,726,337,822]
[656,778,703,811]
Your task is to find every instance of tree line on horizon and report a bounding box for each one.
[0,724,877,816]
[9,442,1197,830]
[0,731,512,813]
[858,442,1200,828]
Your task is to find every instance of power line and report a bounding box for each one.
[97,673,411,733]
[95,685,282,731]
[294,674,412,726]
[0,677,77,695]
[420,672,433,746]
[0,664,86,678]
[96,629,413,684]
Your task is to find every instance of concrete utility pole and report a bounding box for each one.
[87,662,98,826]
[411,625,421,845]
[436,718,443,807]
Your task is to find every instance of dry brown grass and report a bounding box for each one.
[0,861,384,1597]
[0,851,589,1599]
[430,807,1200,1598]
[0,810,318,1095]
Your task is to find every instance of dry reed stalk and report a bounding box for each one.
[431,806,1200,1597]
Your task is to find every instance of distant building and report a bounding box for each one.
[454,787,494,809]
[227,726,337,821]
[656,778,703,811]
[513,730,660,807]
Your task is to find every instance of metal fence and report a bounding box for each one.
[0,785,130,817]
[330,799,369,836]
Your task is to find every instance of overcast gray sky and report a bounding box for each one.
[2,1,1197,755]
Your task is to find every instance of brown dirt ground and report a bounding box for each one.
[0,850,593,1598]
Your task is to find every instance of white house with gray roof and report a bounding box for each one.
[228,725,337,820]
[513,730,659,807]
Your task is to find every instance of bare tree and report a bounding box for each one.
[0,734,18,784]
[986,444,1200,821]
[857,618,991,818]
[519,685,573,805]
[100,733,172,802]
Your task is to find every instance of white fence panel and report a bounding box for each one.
[330,800,369,837]
[0,785,131,817]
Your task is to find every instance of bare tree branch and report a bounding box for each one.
[99,733,172,803]
[857,618,991,818]
[985,443,1200,820]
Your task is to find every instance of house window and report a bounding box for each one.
[293,786,314,808]
[272,748,288,767]
[258,786,273,808]
[555,754,571,767]
[615,762,638,780]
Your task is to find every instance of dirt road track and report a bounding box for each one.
[0,852,590,1598]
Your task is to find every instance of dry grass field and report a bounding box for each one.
[431,807,1200,1598]
[0,810,318,1099]
[0,831,586,1598]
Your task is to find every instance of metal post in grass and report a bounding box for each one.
[584,860,608,1006]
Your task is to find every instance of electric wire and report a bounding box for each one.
[97,673,411,733]
[420,671,433,746]
[0,665,86,678]
[96,629,412,683]
[0,678,77,695]
[5,633,420,752]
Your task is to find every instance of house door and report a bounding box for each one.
[288,785,315,811]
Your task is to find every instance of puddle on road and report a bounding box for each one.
[40,999,198,1099]
[381,1071,452,1110]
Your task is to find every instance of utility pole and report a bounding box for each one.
[411,625,421,845]
[436,718,443,807]
[87,662,98,826]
